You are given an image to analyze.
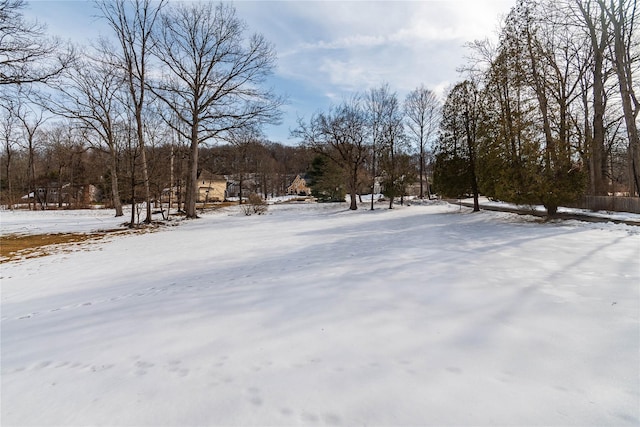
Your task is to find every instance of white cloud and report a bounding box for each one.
[269,1,513,94]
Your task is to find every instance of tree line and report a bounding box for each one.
[2,0,638,221]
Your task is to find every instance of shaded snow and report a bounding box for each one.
[1,203,639,426]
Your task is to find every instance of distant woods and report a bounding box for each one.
[1,0,638,218]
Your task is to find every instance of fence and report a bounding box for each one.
[570,196,640,214]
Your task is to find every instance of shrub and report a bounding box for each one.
[241,193,268,215]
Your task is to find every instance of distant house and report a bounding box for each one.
[162,171,227,203]
[196,171,227,202]
[286,174,311,196]
[225,175,258,199]
[21,183,100,207]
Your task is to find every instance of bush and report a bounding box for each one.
[241,193,268,215]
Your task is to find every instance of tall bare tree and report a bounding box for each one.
[97,0,165,223]
[597,0,639,195]
[227,127,262,205]
[0,0,73,86]
[14,95,46,210]
[42,122,87,208]
[367,84,406,209]
[404,85,440,199]
[0,95,19,208]
[150,2,282,219]
[365,85,385,210]
[574,0,612,196]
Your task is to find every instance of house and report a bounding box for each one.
[225,175,259,199]
[196,171,227,202]
[21,183,100,207]
[162,172,227,203]
[286,174,311,196]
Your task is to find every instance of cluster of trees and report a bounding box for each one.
[1,0,284,224]
[3,0,636,220]
[433,0,639,215]
[0,106,313,209]
[294,84,440,210]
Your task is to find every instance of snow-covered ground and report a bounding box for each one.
[0,207,128,235]
[458,196,640,223]
[1,202,639,426]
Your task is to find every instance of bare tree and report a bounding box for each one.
[365,85,386,210]
[227,127,262,205]
[404,85,440,199]
[366,85,406,209]
[97,0,165,223]
[43,54,126,217]
[0,95,19,208]
[574,0,612,196]
[597,0,639,195]
[14,95,46,210]
[0,0,73,86]
[42,122,87,208]
[293,98,369,210]
[150,2,282,219]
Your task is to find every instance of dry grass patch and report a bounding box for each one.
[0,230,126,263]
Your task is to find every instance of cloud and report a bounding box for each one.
[21,0,515,143]
[267,1,513,93]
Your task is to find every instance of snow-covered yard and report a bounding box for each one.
[1,202,639,426]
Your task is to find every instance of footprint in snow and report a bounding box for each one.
[247,388,263,406]
[134,360,154,376]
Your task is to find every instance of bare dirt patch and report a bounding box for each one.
[0,230,127,263]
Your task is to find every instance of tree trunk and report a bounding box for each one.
[545,203,558,217]
[28,144,35,211]
[587,3,609,195]
[419,127,424,199]
[185,128,199,219]
[370,146,376,210]
[601,0,640,195]
[5,155,12,210]
[349,167,358,210]
[614,48,640,196]
[109,147,124,217]
[57,166,63,208]
[129,144,136,228]
[138,123,152,223]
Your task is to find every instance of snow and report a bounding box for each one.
[2,202,639,426]
[461,196,640,223]
[0,207,127,235]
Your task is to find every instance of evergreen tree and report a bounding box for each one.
[307,154,345,202]
[433,81,481,211]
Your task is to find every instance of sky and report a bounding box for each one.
[23,0,516,144]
